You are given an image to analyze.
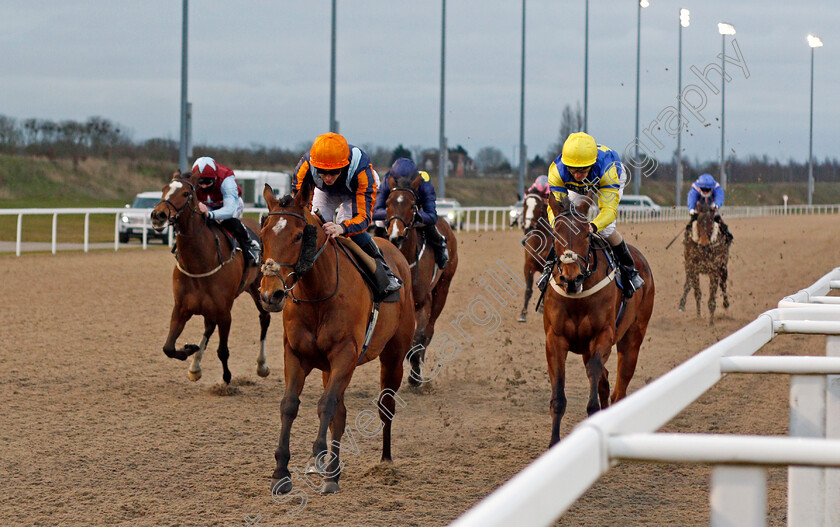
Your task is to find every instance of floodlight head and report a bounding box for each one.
[718,22,736,35]
[807,34,824,48]
[680,8,690,28]
[640,0,650,8]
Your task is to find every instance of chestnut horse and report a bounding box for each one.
[382,174,458,385]
[150,171,271,384]
[259,182,415,495]
[543,193,655,447]
[679,199,731,325]
[518,193,552,323]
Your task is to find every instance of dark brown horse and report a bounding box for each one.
[150,171,271,384]
[518,193,552,322]
[259,181,415,495]
[383,174,458,385]
[543,193,655,447]
[679,200,731,325]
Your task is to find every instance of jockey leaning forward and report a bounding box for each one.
[292,132,402,295]
[372,157,450,269]
[526,175,550,198]
[193,157,261,265]
[537,132,645,299]
[686,173,733,242]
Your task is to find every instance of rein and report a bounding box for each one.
[260,211,339,304]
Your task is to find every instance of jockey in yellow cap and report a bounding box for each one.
[538,132,645,298]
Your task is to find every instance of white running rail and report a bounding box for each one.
[2,205,839,255]
[451,267,840,527]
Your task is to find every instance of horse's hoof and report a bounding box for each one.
[517,314,527,323]
[187,369,202,382]
[321,481,340,494]
[271,478,293,495]
[678,306,685,312]
[257,364,270,378]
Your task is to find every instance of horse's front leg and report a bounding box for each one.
[306,350,354,485]
[708,274,719,326]
[691,272,702,317]
[519,264,534,322]
[249,283,272,378]
[187,318,216,381]
[215,313,232,384]
[546,332,569,447]
[162,303,198,361]
[584,333,612,416]
[721,264,730,310]
[271,341,308,495]
[408,300,431,387]
[678,271,692,312]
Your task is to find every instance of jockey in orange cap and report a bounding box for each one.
[192,156,261,264]
[293,132,402,296]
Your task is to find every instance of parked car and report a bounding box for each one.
[437,198,464,231]
[119,191,169,243]
[619,194,662,215]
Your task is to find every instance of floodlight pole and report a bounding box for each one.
[178,0,189,173]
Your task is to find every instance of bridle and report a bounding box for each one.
[260,210,338,303]
[523,194,547,234]
[552,210,599,291]
[386,188,419,234]
[157,179,203,233]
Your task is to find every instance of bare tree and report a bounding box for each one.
[548,102,584,160]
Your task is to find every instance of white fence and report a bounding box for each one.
[451,267,840,527]
[3,204,840,255]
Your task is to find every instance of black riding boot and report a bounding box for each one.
[536,245,557,293]
[359,238,402,294]
[612,240,644,298]
[715,216,734,242]
[421,224,450,269]
[221,218,260,265]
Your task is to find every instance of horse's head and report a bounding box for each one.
[691,200,720,247]
[547,192,595,294]
[522,194,547,232]
[151,170,198,231]
[258,180,323,312]
[385,174,422,249]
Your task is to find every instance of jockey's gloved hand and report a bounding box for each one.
[690,212,698,221]
[714,214,722,223]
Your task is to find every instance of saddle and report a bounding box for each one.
[335,238,400,303]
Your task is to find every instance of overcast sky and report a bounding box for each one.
[1,1,837,165]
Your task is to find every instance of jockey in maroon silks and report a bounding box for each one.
[192,156,261,264]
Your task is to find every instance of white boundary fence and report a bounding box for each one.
[451,267,840,527]
[2,204,840,255]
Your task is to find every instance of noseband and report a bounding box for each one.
[260,211,337,303]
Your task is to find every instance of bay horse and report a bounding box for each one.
[678,199,731,325]
[259,181,415,495]
[518,193,552,323]
[543,192,655,447]
[383,174,458,385]
[150,171,271,384]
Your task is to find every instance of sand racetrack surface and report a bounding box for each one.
[2,215,839,526]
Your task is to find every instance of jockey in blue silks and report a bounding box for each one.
[686,173,732,241]
[372,158,450,269]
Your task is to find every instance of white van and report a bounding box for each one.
[119,191,168,243]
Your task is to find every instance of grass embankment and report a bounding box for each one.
[1,154,837,240]
[0,155,177,241]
